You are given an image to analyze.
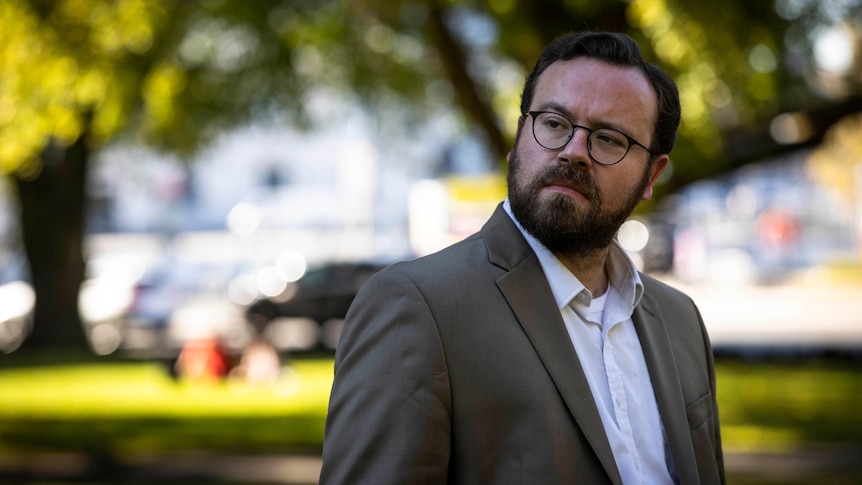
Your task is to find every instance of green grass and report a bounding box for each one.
[716,358,862,452]
[0,355,334,457]
[0,353,860,480]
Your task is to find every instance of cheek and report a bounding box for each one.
[594,170,642,202]
[509,146,530,179]
[513,143,550,177]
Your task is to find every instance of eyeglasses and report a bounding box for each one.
[527,111,653,165]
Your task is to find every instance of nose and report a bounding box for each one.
[558,128,592,169]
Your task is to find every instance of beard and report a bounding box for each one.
[507,149,650,258]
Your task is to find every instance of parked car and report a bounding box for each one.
[245,261,387,351]
[0,279,35,354]
[79,258,250,359]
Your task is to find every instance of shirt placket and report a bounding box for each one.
[603,325,644,478]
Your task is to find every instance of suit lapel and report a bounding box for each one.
[498,265,623,485]
[633,294,699,484]
[483,205,623,485]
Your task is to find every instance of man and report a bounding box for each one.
[320,31,724,484]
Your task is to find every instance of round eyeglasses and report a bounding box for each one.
[527,111,654,165]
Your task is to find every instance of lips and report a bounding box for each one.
[543,178,593,200]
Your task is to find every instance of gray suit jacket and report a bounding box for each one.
[320,204,724,484]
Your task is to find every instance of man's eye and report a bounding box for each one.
[595,131,626,147]
[543,117,568,130]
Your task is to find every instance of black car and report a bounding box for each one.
[245,261,387,351]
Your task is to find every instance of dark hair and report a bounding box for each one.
[519,31,680,156]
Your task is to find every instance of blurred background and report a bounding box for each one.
[1,0,861,483]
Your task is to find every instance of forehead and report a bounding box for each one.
[532,57,658,134]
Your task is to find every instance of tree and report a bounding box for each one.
[1,0,185,349]
[0,0,434,350]
[2,0,859,352]
[363,0,860,187]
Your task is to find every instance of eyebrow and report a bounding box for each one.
[535,102,640,139]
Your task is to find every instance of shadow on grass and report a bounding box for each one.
[1,416,325,484]
[1,416,324,455]
[1,451,323,485]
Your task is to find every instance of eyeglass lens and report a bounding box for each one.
[531,111,631,165]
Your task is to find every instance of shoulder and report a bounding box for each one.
[638,273,712,348]
[638,273,708,333]
[380,204,532,285]
[640,272,696,308]
[379,232,498,286]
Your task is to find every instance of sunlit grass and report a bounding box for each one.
[0,359,333,417]
[0,356,334,456]
[0,354,860,459]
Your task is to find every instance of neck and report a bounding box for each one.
[555,247,610,297]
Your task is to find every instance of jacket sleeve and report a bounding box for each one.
[319,266,452,485]
[701,306,726,485]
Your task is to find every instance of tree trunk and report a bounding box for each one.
[426,1,510,164]
[14,128,91,352]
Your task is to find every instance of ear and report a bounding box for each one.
[641,154,669,200]
[507,116,527,164]
[513,115,526,141]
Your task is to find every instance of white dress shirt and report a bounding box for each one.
[504,200,675,485]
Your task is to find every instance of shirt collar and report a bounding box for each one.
[503,198,644,311]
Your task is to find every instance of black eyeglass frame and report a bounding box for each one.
[526,110,655,165]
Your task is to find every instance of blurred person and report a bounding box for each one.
[174,334,232,383]
[229,338,282,388]
[320,31,724,484]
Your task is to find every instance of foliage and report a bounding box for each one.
[0,0,446,177]
[350,0,861,183]
[4,0,858,178]
[0,0,858,178]
[0,0,170,175]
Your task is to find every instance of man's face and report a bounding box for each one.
[507,57,669,257]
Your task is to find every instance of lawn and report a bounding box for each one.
[1,351,861,482]
[0,353,333,458]
[716,357,862,452]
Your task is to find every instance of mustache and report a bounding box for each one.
[539,165,599,198]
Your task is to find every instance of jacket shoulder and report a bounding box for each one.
[640,272,696,308]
